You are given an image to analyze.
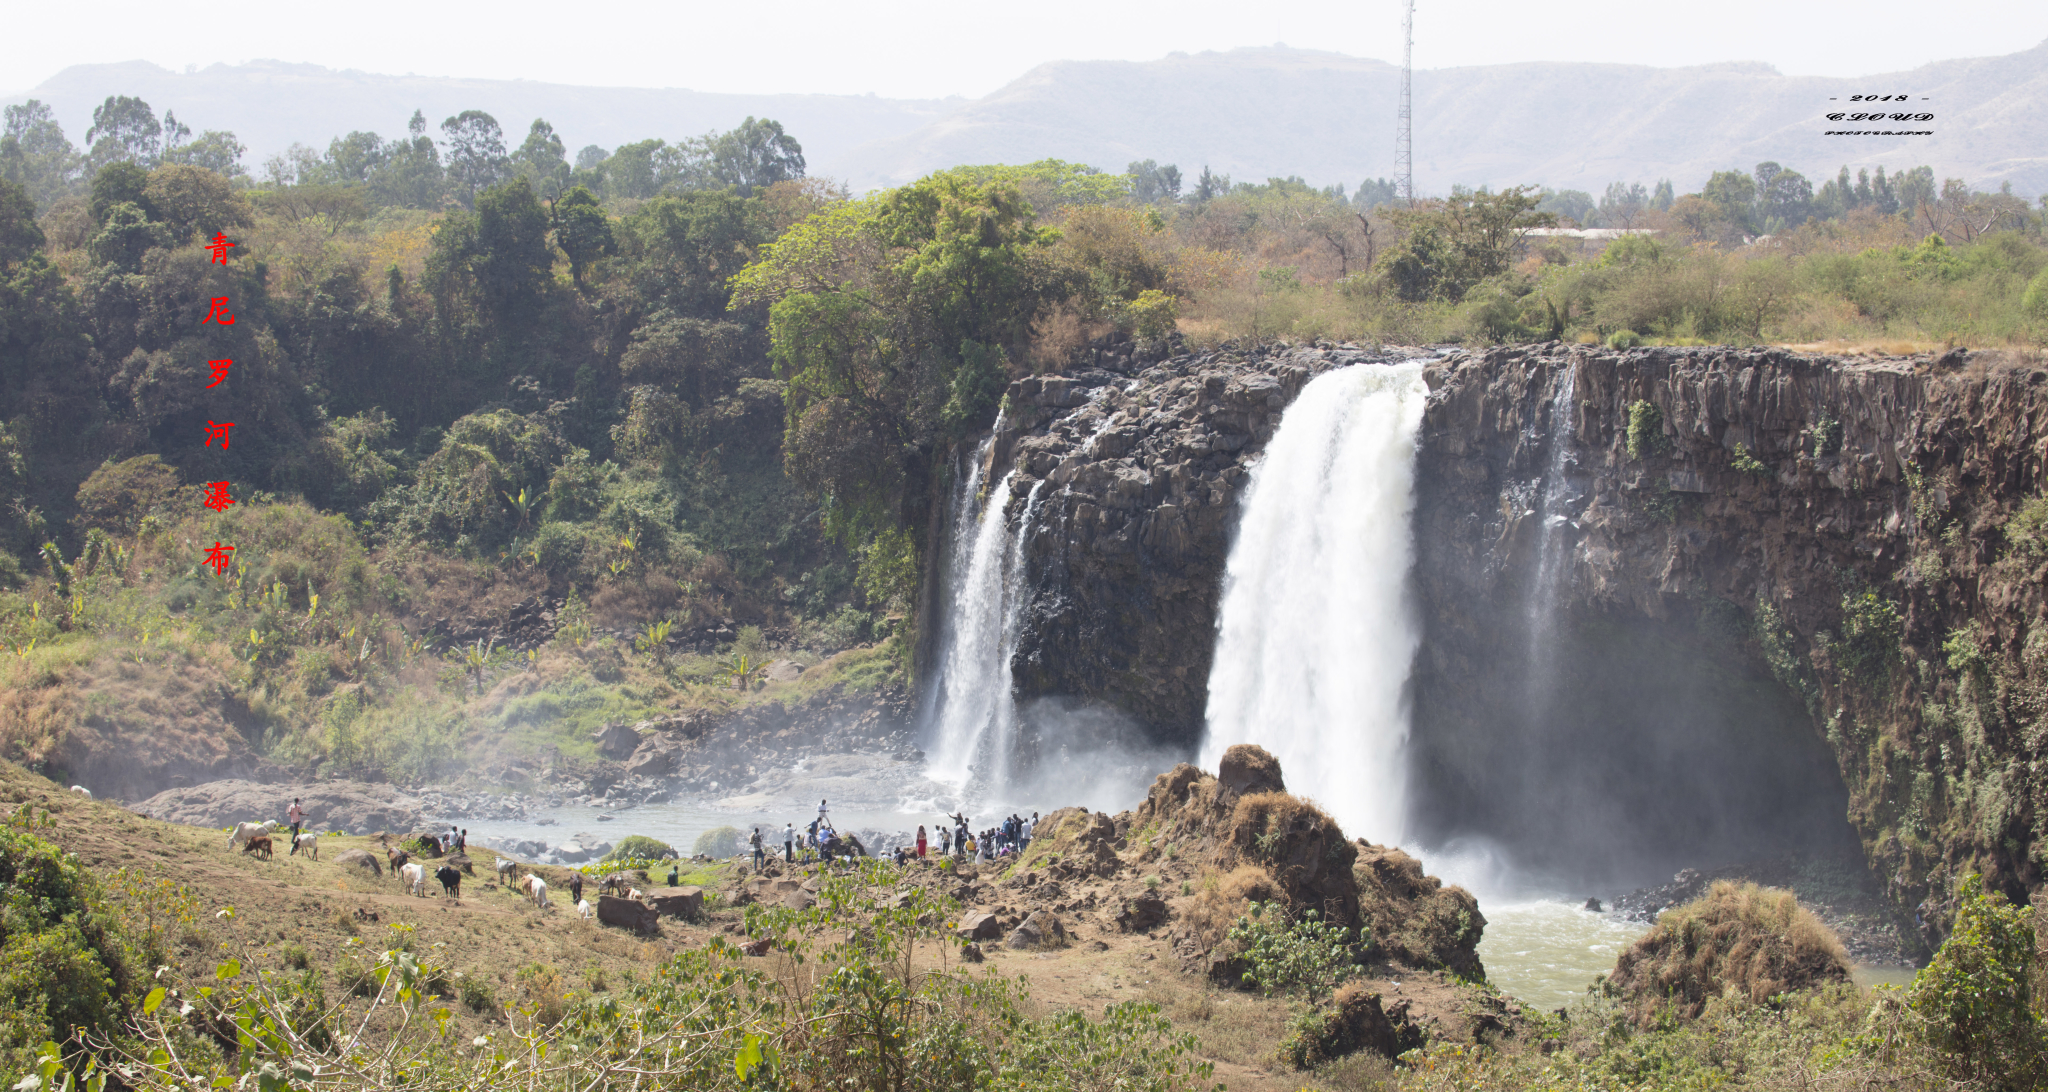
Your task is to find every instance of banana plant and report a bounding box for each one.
[634,618,674,666]
[461,637,496,696]
[717,651,770,692]
[502,487,536,529]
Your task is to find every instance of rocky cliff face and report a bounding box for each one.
[968,340,2048,928]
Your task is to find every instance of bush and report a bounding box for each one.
[1225,901,1363,1003]
[1609,881,1849,1026]
[0,825,140,1076]
[1606,328,1643,349]
[1129,289,1179,338]
[458,974,495,1014]
[1626,400,1667,460]
[1907,874,2043,1090]
[606,834,677,862]
[692,825,740,859]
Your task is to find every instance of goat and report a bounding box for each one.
[291,832,319,860]
[386,846,410,872]
[600,873,631,897]
[68,785,91,799]
[228,821,271,851]
[242,833,273,860]
[353,907,380,923]
[576,898,593,921]
[435,864,462,898]
[401,861,426,897]
[627,887,644,900]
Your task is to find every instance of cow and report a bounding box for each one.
[242,833,274,860]
[520,874,550,910]
[401,862,426,897]
[435,864,462,898]
[496,858,518,887]
[291,832,319,860]
[227,821,274,851]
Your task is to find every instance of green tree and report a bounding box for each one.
[368,112,444,208]
[159,129,246,177]
[88,160,153,225]
[1126,159,1182,203]
[0,100,81,208]
[83,94,162,168]
[0,178,44,268]
[1701,169,1758,233]
[705,116,804,196]
[1908,874,2042,1090]
[441,110,509,207]
[548,184,613,286]
[1380,185,1554,302]
[512,117,571,198]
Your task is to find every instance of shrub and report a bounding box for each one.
[1225,901,1364,1003]
[1606,328,1643,349]
[458,974,495,1014]
[1731,442,1770,477]
[1907,874,2042,1090]
[1626,400,1667,460]
[692,825,740,859]
[0,825,139,1075]
[515,962,567,1027]
[1609,880,1849,1026]
[281,942,311,971]
[2023,265,2048,324]
[605,834,677,862]
[337,955,379,998]
[1129,289,1180,338]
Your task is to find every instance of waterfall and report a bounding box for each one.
[1525,361,1579,683]
[922,449,1045,795]
[1200,362,1430,845]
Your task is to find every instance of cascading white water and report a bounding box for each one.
[1200,362,1430,845]
[922,454,1045,795]
[1525,361,1579,680]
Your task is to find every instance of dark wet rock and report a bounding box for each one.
[133,779,420,835]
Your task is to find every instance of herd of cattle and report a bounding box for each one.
[222,820,645,921]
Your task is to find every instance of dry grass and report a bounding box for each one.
[1181,864,1284,953]
[1611,880,1850,1025]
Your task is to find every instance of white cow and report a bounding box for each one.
[227,821,273,850]
[521,874,550,910]
[292,832,319,860]
[401,862,426,897]
[69,785,91,799]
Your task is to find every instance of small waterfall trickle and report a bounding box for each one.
[922,449,1045,797]
[1200,362,1431,844]
[1525,361,1579,683]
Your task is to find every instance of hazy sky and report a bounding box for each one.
[7,0,2046,100]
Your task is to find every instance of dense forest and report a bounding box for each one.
[1,92,2046,784]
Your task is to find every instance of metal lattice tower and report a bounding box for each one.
[1395,0,1415,205]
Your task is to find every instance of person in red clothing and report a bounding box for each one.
[915,825,928,858]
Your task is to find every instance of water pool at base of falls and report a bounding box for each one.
[1475,901,1648,1012]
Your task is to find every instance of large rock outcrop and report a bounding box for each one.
[965,340,2048,931]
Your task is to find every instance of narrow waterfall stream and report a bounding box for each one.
[1200,362,1430,845]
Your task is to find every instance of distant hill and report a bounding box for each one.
[4,59,963,179]
[10,43,2046,196]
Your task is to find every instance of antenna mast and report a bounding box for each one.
[1396,0,1415,206]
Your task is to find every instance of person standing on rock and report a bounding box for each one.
[750,827,765,871]
[667,862,680,887]
[915,825,928,859]
[287,799,305,844]
[783,823,794,863]
[818,799,831,830]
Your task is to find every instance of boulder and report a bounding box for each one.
[596,894,658,933]
[591,722,641,760]
[959,943,985,962]
[781,887,816,911]
[330,849,383,878]
[132,778,421,834]
[624,739,678,778]
[647,886,704,919]
[956,911,1001,941]
[1115,895,1168,933]
[764,659,806,682]
[1217,744,1286,797]
[1004,910,1067,950]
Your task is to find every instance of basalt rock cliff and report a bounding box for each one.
[965,339,2048,931]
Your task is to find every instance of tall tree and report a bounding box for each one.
[0,100,79,207]
[549,184,613,286]
[84,95,163,168]
[1599,181,1648,229]
[441,110,508,207]
[706,117,803,196]
[369,112,445,209]
[1126,160,1182,203]
[512,119,570,198]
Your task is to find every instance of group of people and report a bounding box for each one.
[731,799,1049,871]
[749,800,854,871]
[899,810,1039,865]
